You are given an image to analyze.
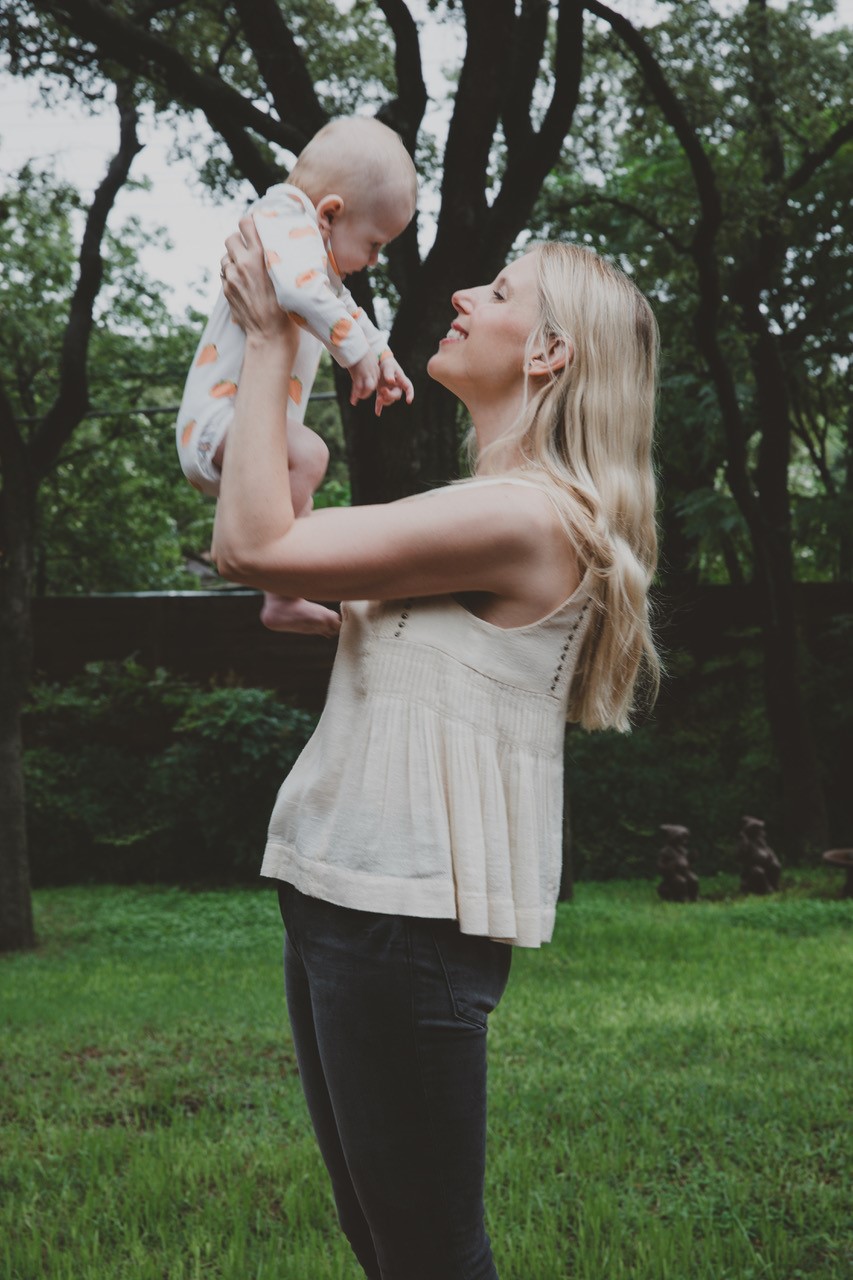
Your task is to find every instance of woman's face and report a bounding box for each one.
[427,251,541,401]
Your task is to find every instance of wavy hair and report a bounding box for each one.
[475,242,661,731]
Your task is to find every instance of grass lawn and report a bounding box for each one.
[1,875,851,1279]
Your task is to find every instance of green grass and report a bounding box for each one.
[1,876,851,1279]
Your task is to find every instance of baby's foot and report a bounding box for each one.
[260,593,341,638]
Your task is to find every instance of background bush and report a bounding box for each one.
[23,617,851,888]
[566,626,853,881]
[23,661,318,886]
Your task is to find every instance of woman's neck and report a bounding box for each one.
[467,387,526,459]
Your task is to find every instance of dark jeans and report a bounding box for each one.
[277,883,513,1280]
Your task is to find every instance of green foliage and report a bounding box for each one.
[0,161,211,592]
[567,620,853,877]
[533,1,853,589]
[22,660,318,885]
[2,880,850,1278]
[1,0,397,199]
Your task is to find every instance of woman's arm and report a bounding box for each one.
[211,219,576,608]
[211,218,300,570]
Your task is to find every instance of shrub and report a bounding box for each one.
[566,642,780,880]
[23,660,318,885]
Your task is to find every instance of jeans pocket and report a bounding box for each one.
[428,921,513,1029]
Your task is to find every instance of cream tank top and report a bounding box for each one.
[260,477,593,948]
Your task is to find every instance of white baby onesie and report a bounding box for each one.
[176,183,392,495]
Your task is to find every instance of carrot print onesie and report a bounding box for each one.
[176,183,393,495]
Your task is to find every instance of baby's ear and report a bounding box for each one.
[527,335,571,378]
[316,194,345,232]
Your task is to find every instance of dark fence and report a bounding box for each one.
[31,590,338,710]
[31,583,853,711]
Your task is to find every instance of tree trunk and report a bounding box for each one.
[840,400,853,582]
[0,470,36,952]
[757,571,827,856]
[337,357,462,505]
[749,322,828,856]
[338,251,490,503]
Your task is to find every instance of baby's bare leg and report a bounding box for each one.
[259,421,341,637]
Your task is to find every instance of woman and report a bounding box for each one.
[213,222,660,1280]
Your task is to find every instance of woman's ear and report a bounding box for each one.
[527,334,571,378]
[316,194,345,233]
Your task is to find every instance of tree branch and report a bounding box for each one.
[583,0,723,250]
[41,0,297,186]
[584,1,764,550]
[485,0,584,264]
[29,86,141,479]
[374,0,428,151]
[565,191,689,255]
[230,0,327,141]
[0,378,25,484]
[0,373,34,563]
[436,0,515,244]
[786,117,853,194]
[501,0,550,153]
[370,2,428,298]
[745,0,785,187]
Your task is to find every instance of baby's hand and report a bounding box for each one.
[348,352,380,406]
[375,355,415,418]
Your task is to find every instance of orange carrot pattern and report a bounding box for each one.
[330,317,353,346]
[211,381,238,398]
[289,226,319,239]
[266,250,281,268]
[181,419,196,447]
[289,375,303,406]
[196,344,217,366]
[296,269,318,288]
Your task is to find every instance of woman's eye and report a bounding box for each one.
[492,289,506,301]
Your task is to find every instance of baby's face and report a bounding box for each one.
[325,189,414,278]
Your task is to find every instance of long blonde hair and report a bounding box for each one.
[476,242,661,732]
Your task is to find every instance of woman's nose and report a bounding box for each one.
[451,288,473,314]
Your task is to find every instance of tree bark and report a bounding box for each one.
[591,0,829,858]
[840,401,853,582]
[0,395,36,952]
[0,92,141,949]
[744,317,828,852]
[730,0,827,852]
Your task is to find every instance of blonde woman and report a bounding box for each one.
[213,224,660,1280]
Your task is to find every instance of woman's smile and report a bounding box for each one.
[440,321,468,344]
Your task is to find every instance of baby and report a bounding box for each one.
[176,117,417,635]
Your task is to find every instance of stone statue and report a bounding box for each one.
[736,815,781,895]
[657,824,699,902]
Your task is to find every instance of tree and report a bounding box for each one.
[1,166,207,596]
[0,90,148,950]
[534,0,853,853]
[3,0,587,503]
[0,1,593,948]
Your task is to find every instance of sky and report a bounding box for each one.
[1,0,851,316]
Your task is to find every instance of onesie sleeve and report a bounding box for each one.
[336,281,393,365]
[253,196,372,369]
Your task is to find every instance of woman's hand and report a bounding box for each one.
[221,215,295,346]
